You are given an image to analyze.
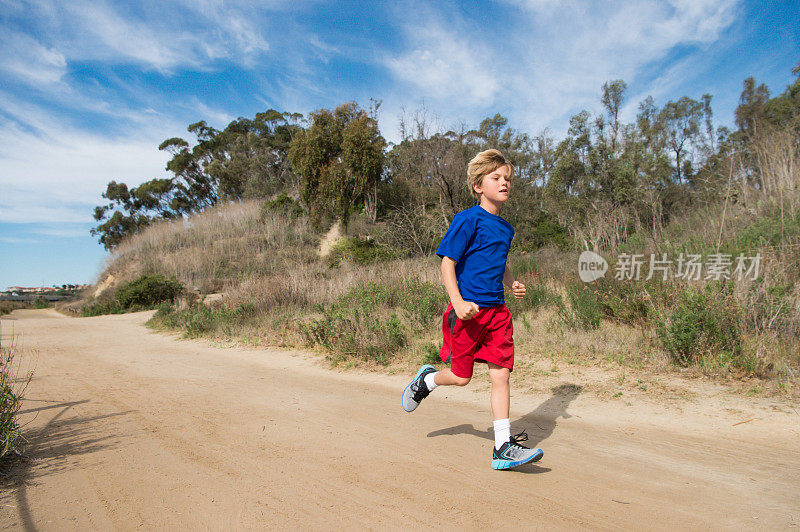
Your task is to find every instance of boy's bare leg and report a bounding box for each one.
[488,361,543,468]
[402,366,468,413]
[433,367,471,386]
[487,362,510,420]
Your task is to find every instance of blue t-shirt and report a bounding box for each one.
[436,205,515,307]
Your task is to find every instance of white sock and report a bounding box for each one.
[493,418,511,450]
[424,372,438,392]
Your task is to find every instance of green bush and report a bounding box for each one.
[591,279,649,324]
[587,278,674,326]
[82,275,184,316]
[327,237,404,267]
[733,213,800,252]
[0,301,29,316]
[511,209,571,252]
[115,275,184,309]
[33,298,51,309]
[260,193,304,219]
[302,308,406,365]
[556,283,602,330]
[82,299,126,317]
[421,342,442,365]
[1,342,31,459]
[505,282,560,315]
[656,284,743,369]
[150,302,258,338]
[333,280,448,331]
[301,278,448,363]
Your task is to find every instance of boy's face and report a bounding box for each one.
[474,164,511,204]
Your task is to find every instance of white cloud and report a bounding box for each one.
[0,0,747,232]
[30,224,91,238]
[190,99,236,129]
[0,31,67,85]
[511,0,739,127]
[0,235,39,245]
[7,0,274,73]
[183,0,271,63]
[0,98,173,224]
[67,3,197,70]
[382,0,740,136]
[385,22,500,106]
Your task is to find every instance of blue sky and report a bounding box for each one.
[0,0,798,289]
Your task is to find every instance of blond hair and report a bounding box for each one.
[467,149,514,199]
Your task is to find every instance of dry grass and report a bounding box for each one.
[216,256,441,314]
[102,200,318,293]
[742,125,800,213]
[102,199,441,306]
[0,301,30,316]
[123,202,447,355]
[84,193,799,399]
[515,301,665,367]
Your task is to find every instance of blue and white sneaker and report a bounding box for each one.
[402,365,436,412]
[491,430,543,470]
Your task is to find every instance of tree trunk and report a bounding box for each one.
[364,181,377,222]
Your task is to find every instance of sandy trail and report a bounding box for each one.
[1,309,798,530]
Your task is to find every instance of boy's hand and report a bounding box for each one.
[454,300,480,321]
[512,281,526,299]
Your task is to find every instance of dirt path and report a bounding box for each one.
[318,221,341,257]
[1,309,798,530]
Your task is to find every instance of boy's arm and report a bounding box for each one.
[441,257,479,320]
[503,264,527,299]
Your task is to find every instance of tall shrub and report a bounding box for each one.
[656,284,743,368]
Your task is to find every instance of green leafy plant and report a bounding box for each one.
[0,338,31,460]
[327,237,403,267]
[82,275,184,316]
[556,283,602,330]
[151,302,260,338]
[115,275,184,309]
[506,282,560,315]
[302,308,406,365]
[656,283,743,369]
[260,193,304,219]
[33,298,51,309]
[511,211,572,252]
[300,279,447,363]
[588,278,674,326]
[81,299,126,317]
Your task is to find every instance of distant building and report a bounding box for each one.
[3,285,88,294]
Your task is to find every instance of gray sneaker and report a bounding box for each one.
[491,430,543,470]
[402,365,436,412]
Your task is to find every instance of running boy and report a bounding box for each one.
[401,149,543,470]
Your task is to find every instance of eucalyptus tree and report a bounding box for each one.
[601,79,627,155]
[92,109,302,249]
[658,97,704,184]
[289,101,386,232]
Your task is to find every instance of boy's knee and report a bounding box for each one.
[453,375,471,386]
[489,368,510,384]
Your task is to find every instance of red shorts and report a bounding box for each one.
[439,303,514,379]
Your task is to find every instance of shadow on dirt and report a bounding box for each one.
[426,383,583,451]
[0,398,135,531]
